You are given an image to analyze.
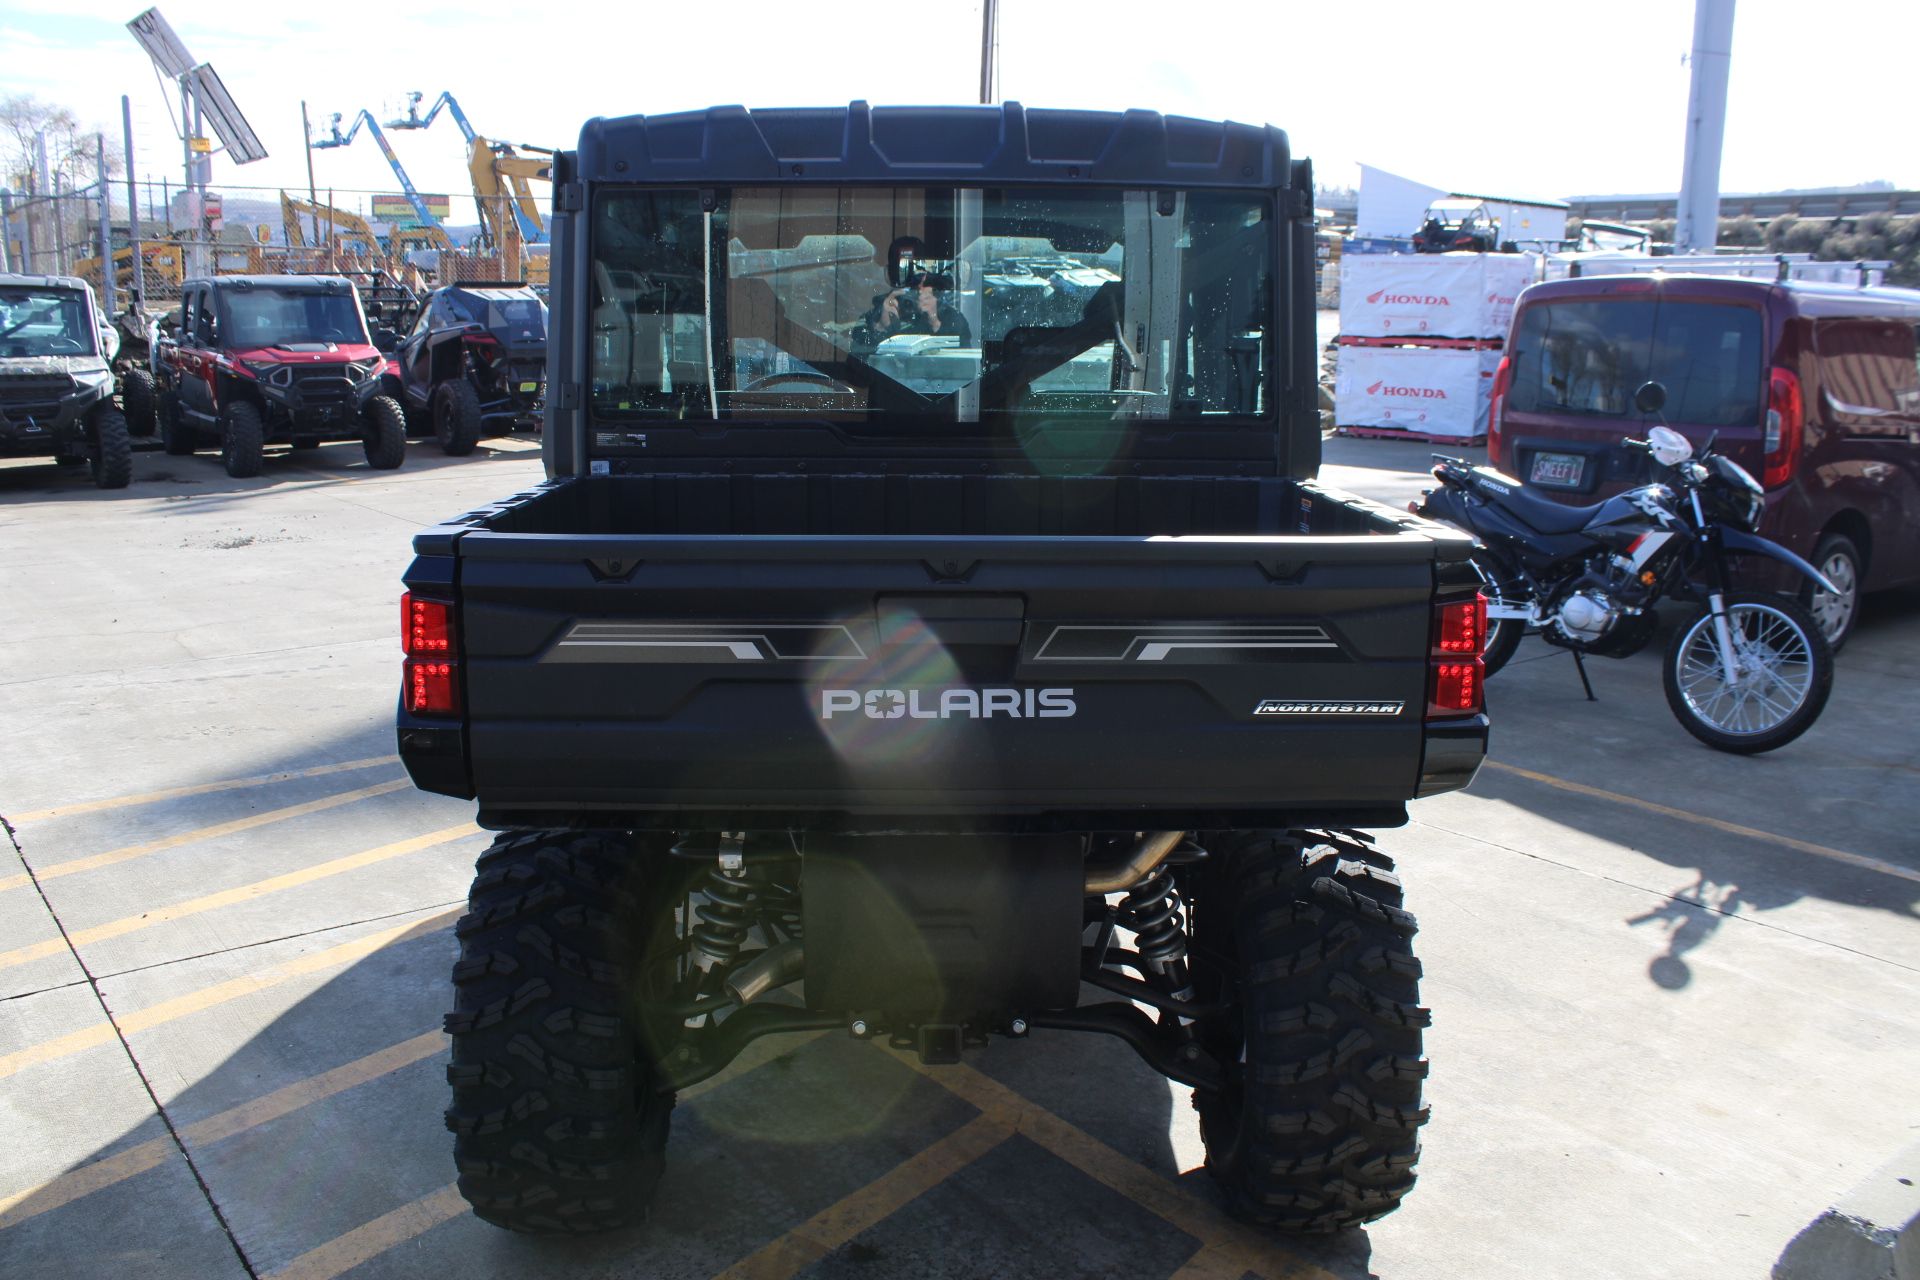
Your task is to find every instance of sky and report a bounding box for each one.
[2,0,1915,215]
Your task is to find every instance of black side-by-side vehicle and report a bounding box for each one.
[396,102,1489,1240]
[387,283,547,455]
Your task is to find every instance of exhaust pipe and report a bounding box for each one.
[1084,831,1185,896]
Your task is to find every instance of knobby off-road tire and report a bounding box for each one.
[220,400,265,478]
[434,379,484,456]
[1193,831,1429,1233]
[445,831,682,1235]
[89,405,133,490]
[362,395,408,470]
[120,369,156,437]
[159,391,198,456]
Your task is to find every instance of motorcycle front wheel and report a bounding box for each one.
[1662,593,1834,754]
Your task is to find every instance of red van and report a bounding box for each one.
[1488,274,1920,648]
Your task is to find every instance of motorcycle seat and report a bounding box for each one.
[1491,486,1608,535]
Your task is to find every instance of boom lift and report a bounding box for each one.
[311,108,454,246]
[389,91,548,246]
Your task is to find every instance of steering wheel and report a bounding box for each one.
[740,370,856,395]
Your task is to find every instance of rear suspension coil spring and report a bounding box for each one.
[690,867,757,972]
[1115,863,1187,977]
[756,876,803,940]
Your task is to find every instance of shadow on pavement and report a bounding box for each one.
[0,734,1383,1278]
[0,435,541,509]
[1459,584,1920,991]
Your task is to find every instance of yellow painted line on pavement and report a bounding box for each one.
[899,1054,1337,1280]
[8,756,399,824]
[1170,1244,1272,1280]
[266,1184,469,1280]
[0,908,459,1082]
[713,1113,1013,1280]
[0,778,414,894]
[0,824,478,973]
[0,1032,446,1230]
[1482,760,1920,885]
[252,1029,833,1280]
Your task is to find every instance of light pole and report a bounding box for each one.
[1675,0,1736,256]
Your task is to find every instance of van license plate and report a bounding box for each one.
[1530,452,1585,487]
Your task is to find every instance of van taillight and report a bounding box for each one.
[1427,595,1486,718]
[401,592,460,716]
[1486,355,1513,467]
[1763,367,1804,490]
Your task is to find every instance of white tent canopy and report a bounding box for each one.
[1357,165,1570,246]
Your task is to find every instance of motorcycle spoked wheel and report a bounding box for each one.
[1469,547,1528,678]
[1662,593,1833,754]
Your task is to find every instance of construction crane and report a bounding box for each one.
[388,91,547,247]
[310,108,451,239]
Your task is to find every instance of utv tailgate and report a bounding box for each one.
[401,480,1482,829]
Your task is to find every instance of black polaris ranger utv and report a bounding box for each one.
[397,103,1489,1239]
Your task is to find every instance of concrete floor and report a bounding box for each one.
[1,433,1915,1280]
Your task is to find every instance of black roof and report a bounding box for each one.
[574,102,1294,190]
[184,274,356,293]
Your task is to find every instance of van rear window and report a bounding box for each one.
[1507,299,1764,427]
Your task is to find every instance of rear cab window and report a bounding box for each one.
[584,185,1274,433]
[1507,296,1766,428]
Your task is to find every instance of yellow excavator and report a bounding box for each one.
[466,137,551,284]
[281,192,382,258]
[72,242,186,296]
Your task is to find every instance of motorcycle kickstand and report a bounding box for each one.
[1571,649,1597,702]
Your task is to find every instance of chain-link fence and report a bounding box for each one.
[1,177,549,317]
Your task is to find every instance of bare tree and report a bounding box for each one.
[2,93,123,192]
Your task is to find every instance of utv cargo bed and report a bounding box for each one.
[401,471,1481,829]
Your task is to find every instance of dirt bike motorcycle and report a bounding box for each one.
[1415,382,1836,754]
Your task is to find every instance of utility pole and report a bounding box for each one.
[35,130,53,274]
[96,133,115,314]
[0,191,13,273]
[301,100,320,245]
[1676,0,1736,255]
[180,77,197,274]
[123,95,145,308]
[979,0,1000,105]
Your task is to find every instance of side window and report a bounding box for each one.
[197,290,220,345]
[1817,319,1920,434]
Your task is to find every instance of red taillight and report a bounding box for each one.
[401,592,459,716]
[1427,595,1486,718]
[1763,366,1804,490]
[1486,355,1513,467]
[403,592,453,655]
[1434,595,1486,656]
[404,660,460,715]
[1428,662,1482,716]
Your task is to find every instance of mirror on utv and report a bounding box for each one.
[1633,380,1667,414]
[1648,425,1693,467]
